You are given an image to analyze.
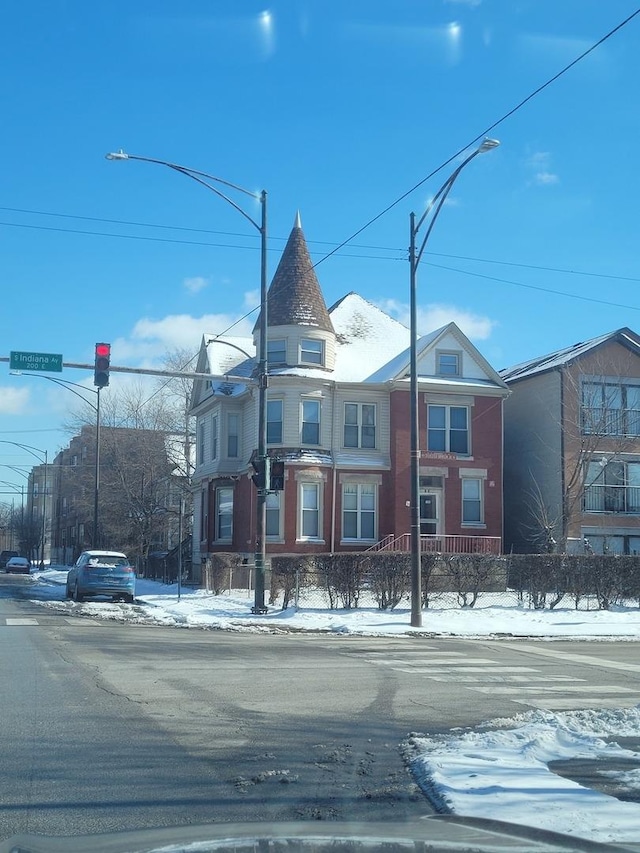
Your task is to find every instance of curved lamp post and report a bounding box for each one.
[105,151,269,614]
[409,138,500,628]
[0,440,48,568]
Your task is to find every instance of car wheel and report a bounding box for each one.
[65,584,71,599]
[73,582,84,603]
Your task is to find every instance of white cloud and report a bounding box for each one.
[377,299,496,340]
[535,171,559,186]
[183,276,210,294]
[0,387,30,415]
[112,310,256,365]
[525,150,559,187]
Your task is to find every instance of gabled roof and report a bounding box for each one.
[500,327,640,383]
[253,213,335,334]
[366,321,509,391]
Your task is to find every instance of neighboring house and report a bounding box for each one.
[48,425,189,566]
[190,214,509,572]
[501,327,640,555]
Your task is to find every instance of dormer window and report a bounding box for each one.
[300,338,324,366]
[268,339,287,365]
[437,350,461,377]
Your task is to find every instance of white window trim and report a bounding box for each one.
[265,489,284,542]
[268,338,287,365]
[427,403,471,455]
[267,398,284,445]
[343,402,377,450]
[215,486,234,542]
[460,475,485,528]
[211,414,219,461]
[297,481,324,543]
[340,482,377,543]
[436,349,462,377]
[300,397,321,446]
[299,337,324,366]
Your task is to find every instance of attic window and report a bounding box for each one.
[268,339,286,365]
[300,338,324,366]
[437,351,460,377]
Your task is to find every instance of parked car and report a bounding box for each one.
[5,556,31,574]
[65,550,136,603]
[0,550,19,570]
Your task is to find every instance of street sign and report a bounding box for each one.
[9,351,63,373]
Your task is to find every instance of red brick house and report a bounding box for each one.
[190,215,509,571]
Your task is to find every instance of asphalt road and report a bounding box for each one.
[2,572,640,841]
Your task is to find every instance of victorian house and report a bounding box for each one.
[190,215,509,573]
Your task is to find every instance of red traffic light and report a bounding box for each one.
[94,342,111,388]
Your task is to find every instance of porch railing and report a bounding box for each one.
[367,533,502,555]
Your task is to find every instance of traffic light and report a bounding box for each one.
[94,342,111,388]
[251,456,270,490]
[270,460,285,491]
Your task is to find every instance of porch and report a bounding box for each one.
[367,533,502,555]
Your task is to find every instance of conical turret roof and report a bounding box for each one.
[253,213,335,333]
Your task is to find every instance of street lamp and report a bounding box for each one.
[0,441,48,568]
[105,150,270,614]
[408,138,500,628]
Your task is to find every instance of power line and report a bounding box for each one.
[424,261,640,312]
[309,6,640,270]
[3,215,639,286]
[0,220,402,263]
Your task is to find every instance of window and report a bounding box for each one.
[342,483,376,540]
[268,339,287,365]
[200,488,208,541]
[300,338,323,365]
[267,400,283,444]
[427,405,469,454]
[462,478,483,524]
[300,483,320,539]
[344,403,376,448]
[227,414,239,458]
[301,399,321,445]
[584,460,640,513]
[211,415,218,460]
[198,421,205,465]
[216,487,233,541]
[266,491,281,538]
[582,381,640,436]
[437,351,460,376]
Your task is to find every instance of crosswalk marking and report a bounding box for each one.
[5,618,38,625]
[367,657,495,666]
[351,644,638,711]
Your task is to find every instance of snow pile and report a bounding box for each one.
[406,706,640,844]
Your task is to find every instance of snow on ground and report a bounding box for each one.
[32,567,640,639]
[406,707,640,845]
[28,568,640,844]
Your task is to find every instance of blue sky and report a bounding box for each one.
[1,0,639,486]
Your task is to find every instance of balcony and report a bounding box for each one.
[584,484,640,514]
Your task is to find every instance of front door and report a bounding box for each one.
[420,491,441,535]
